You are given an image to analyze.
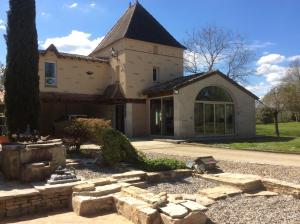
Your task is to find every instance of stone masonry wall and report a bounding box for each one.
[0,185,74,218]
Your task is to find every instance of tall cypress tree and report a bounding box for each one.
[5,0,40,135]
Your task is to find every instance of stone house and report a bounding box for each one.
[38,2,258,138]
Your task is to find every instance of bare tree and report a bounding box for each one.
[262,86,285,137]
[281,59,300,121]
[184,25,254,83]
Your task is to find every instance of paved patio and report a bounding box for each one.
[131,140,300,167]
[0,211,133,224]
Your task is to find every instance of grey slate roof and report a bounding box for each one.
[143,70,259,100]
[91,2,186,54]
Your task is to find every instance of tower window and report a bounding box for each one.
[153,67,160,82]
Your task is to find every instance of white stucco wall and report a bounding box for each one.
[173,74,256,137]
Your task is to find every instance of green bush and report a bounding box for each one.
[94,128,140,166]
[55,118,111,151]
[256,107,273,124]
[137,157,186,171]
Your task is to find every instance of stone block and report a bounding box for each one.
[89,177,117,186]
[112,171,147,180]
[146,172,161,183]
[262,178,300,198]
[194,195,215,207]
[160,203,189,219]
[245,191,278,197]
[180,200,207,212]
[72,195,114,217]
[200,173,263,192]
[198,185,242,200]
[74,183,122,197]
[73,183,95,192]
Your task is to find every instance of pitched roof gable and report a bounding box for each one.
[143,70,259,100]
[39,44,108,63]
[91,2,186,54]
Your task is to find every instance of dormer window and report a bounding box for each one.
[45,62,57,87]
[153,67,160,82]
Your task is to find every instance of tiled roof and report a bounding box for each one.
[143,70,259,100]
[91,2,186,54]
[39,44,109,63]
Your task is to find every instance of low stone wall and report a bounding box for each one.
[262,178,300,199]
[0,181,83,218]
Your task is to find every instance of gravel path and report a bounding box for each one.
[147,176,218,194]
[206,194,300,224]
[145,152,300,184]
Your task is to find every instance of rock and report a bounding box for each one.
[200,173,263,192]
[73,183,95,192]
[74,183,122,197]
[180,200,208,212]
[245,191,279,197]
[160,203,189,219]
[72,195,114,216]
[112,171,147,180]
[89,177,117,186]
[262,178,300,199]
[198,185,242,200]
[160,211,207,224]
[194,195,215,206]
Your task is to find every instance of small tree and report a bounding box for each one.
[262,86,285,137]
[184,25,254,83]
[281,59,300,121]
[5,0,40,136]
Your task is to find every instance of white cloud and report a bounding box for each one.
[67,3,78,8]
[248,41,275,50]
[0,19,5,31]
[41,30,103,55]
[257,53,285,65]
[90,2,96,8]
[288,55,300,62]
[245,82,272,98]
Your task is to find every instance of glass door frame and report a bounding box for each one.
[149,96,174,137]
[195,100,235,136]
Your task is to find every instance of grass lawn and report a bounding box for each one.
[208,122,300,153]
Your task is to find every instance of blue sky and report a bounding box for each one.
[0,0,299,97]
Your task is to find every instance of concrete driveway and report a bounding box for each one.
[131,140,300,167]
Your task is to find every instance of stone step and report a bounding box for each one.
[73,183,122,197]
[114,194,161,224]
[198,185,242,200]
[198,173,263,192]
[72,195,115,217]
[89,177,117,186]
[120,177,143,183]
[112,171,147,180]
[130,181,148,189]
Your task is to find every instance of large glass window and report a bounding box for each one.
[196,86,233,102]
[195,86,234,136]
[45,62,57,86]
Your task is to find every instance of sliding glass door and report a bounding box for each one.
[150,97,174,136]
[195,102,235,136]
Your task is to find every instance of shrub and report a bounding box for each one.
[94,129,140,166]
[55,118,111,151]
[256,107,273,124]
[136,157,186,171]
